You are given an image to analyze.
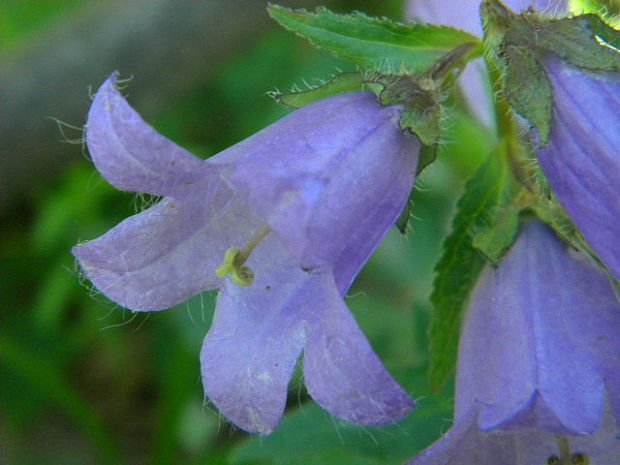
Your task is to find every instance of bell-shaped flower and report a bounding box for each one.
[408,404,620,464]
[410,0,620,278]
[73,74,418,434]
[536,57,620,280]
[407,221,620,464]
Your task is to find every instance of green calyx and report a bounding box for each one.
[374,73,442,147]
[374,43,480,167]
[481,0,620,143]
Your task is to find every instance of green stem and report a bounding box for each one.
[487,60,533,189]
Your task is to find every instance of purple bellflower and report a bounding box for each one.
[73,74,418,434]
[407,221,620,464]
[410,0,620,279]
[536,58,620,281]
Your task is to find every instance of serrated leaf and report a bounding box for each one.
[268,5,480,73]
[504,45,553,143]
[429,152,517,392]
[273,72,367,109]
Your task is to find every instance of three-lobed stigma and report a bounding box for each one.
[215,247,256,286]
[215,227,271,287]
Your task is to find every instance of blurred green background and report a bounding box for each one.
[0,1,492,464]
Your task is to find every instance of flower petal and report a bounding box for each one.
[456,221,620,434]
[73,179,263,311]
[407,0,483,36]
[200,235,313,435]
[406,406,521,465]
[214,92,419,292]
[201,233,413,433]
[538,58,620,279]
[407,404,620,465]
[87,73,207,196]
[303,277,414,426]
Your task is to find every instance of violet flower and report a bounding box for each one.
[407,221,620,464]
[537,58,620,281]
[73,74,418,434]
[410,0,620,279]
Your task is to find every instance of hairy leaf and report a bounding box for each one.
[268,5,480,73]
[273,72,368,109]
[472,198,520,265]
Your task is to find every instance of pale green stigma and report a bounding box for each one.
[215,227,271,287]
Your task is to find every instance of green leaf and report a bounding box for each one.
[272,72,369,109]
[503,45,553,143]
[268,5,480,73]
[428,151,517,392]
[472,196,521,265]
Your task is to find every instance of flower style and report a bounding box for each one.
[407,221,620,464]
[73,74,419,434]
